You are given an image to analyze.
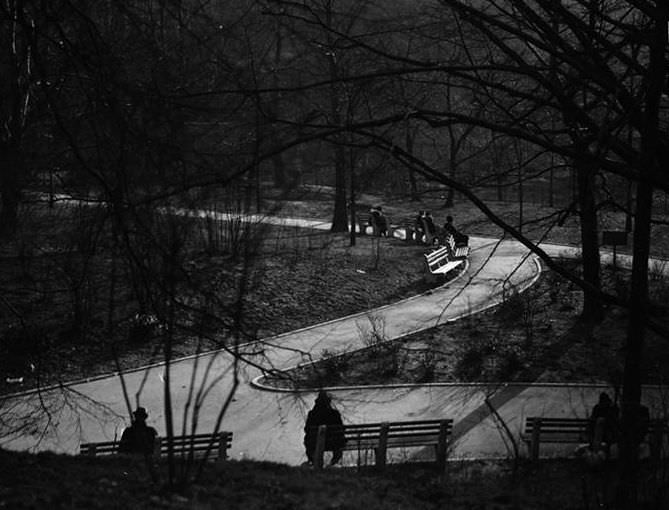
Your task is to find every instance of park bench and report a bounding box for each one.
[356,214,375,235]
[388,218,419,243]
[424,245,465,279]
[521,416,667,460]
[355,216,415,239]
[80,431,233,464]
[356,208,390,237]
[312,418,453,470]
[445,234,470,259]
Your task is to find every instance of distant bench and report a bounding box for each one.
[521,417,667,460]
[425,234,469,280]
[313,418,453,470]
[445,234,470,259]
[351,211,416,242]
[80,431,233,464]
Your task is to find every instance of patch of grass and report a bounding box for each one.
[0,215,430,394]
[2,448,666,509]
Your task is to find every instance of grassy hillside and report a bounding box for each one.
[1,448,654,509]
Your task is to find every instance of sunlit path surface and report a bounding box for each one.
[1,216,664,465]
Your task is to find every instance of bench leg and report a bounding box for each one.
[375,423,389,470]
[530,419,542,460]
[436,421,449,471]
[216,433,228,465]
[314,425,326,469]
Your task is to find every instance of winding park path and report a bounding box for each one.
[1,213,666,465]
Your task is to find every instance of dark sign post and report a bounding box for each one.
[602,230,628,270]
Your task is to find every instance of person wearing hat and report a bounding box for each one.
[118,407,158,456]
[414,210,426,243]
[368,206,388,237]
[303,391,346,466]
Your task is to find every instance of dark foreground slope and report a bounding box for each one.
[2,448,660,509]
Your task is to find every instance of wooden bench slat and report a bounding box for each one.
[425,235,468,279]
[343,437,442,450]
[338,418,449,429]
[80,431,232,463]
[432,260,464,274]
[522,416,667,460]
[162,436,232,446]
[315,419,452,470]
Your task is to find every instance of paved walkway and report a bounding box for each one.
[0,214,665,465]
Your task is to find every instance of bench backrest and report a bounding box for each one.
[523,417,668,442]
[523,416,667,459]
[341,418,452,447]
[80,440,121,456]
[312,418,452,470]
[425,246,450,272]
[80,431,232,460]
[158,432,233,460]
[523,417,589,437]
[445,234,469,259]
[524,417,667,433]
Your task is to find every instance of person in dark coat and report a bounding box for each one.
[118,407,158,456]
[587,392,619,452]
[304,391,346,466]
[443,215,458,238]
[414,210,426,243]
[443,215,469,246]
[424,211,436,236]
[368,207,388,237]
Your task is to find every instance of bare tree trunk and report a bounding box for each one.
[269,25,288,191]
[349,141,356,246]
[271,152,287,190]
[575,160,602,321]
[331,144,349,232]
[1,0,33,240]
[0,144,21,238]
[618,179,652,508]
[325,0,348,233]
[618,6,667,508]
[405,123,419,201]
[408,168,419,201]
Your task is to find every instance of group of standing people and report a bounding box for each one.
[414,211,468,246]
[362,206,469,248]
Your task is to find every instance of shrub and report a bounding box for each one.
[1,325,46,380]
[301,348,351,387]
[416,350,436,383]
[454,338,494,381]
[127,313,161,344]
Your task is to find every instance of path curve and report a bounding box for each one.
[0,224,542,464]
[1,215,665,465]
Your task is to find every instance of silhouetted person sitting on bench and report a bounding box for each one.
[304,391,346,466]
[118,407,158,456]
[443,215,468,246]
[587,392,619,455]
